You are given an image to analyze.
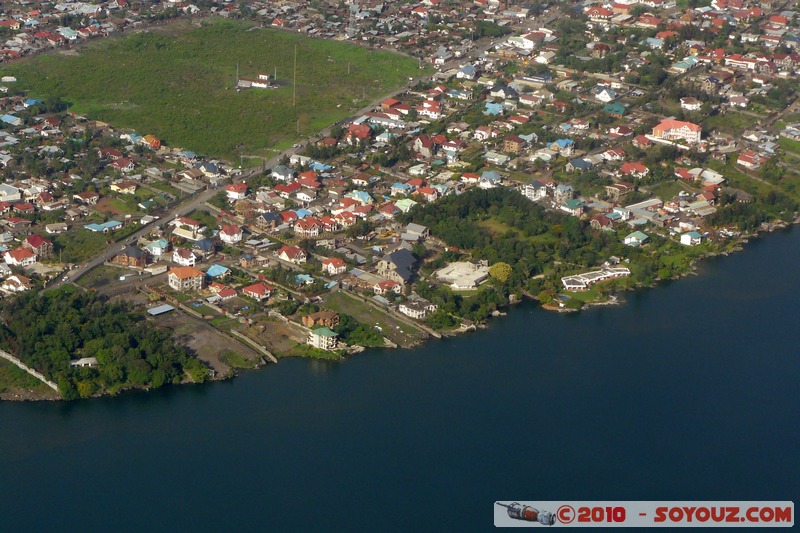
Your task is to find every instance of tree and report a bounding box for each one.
[488,262,512,283]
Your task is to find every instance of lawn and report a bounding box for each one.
[701,111,756,134]
[648,179,693,200]
[322,290,427,346]
[7,19,424,160]
[52,229,110,263]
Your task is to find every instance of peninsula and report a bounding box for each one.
[0,2,797,400]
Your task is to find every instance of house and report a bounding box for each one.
[0,274,33,293]
[307,327,338,351]
[590,214,612,230]
[167,266,205,292]
[736,151,768,170]
[294,217,321,238]
[561,198,586,217]
[73,191,100,205]
[522,181,548,201]
[605,182,634,202]
[141,134,161,150]
[110,180,137,195]
[623,231,650,247]
[110,158,135,173]
[302,311,340,329]
[22,234,53,258]
[45,223,68,235]
[4,247,36,266]
[413,135,436,158]
[398,298,437,319]
[377,248,416,285]
[374,280,402,295]
[504,135,526,153]
[112,245,147,267]
[405,223,429,239]
[242,282,273,301]
[680,97,703,111]
[173,248,198,267]
[551,139,574,156]
[321,257,347,276]
[271,165,296,182]
[680,231,703,246]
[277,245,307,264]
[566,158,593,173]
[145,238,170,257]
[225,183,248,201]
[219,224,243,245]
[620,162,649,179]
[651,119,702,145]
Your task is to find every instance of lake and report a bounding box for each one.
[1,229,798,531]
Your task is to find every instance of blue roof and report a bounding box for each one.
[325,281,338,289]
[555,139,574,148]
[24,98,42,106]
[147,304,175,316]
[481,170,502,182]
[85,220,122,232]
[293,208,312,219]
[483,102,503,116]
[309,162,332,172]
[205,264,230,277]
[295,274,314,284]
[0,114,19,125]
[128,134,143,143]
[177,150,197,159]
[145,238,168,251]
[392,182,411,190]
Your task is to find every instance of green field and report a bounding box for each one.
[322,291,427,346]
[7,20,423,159]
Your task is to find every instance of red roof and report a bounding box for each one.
[322,257,346,269]
[25,234,51,249]
[242,283,273,296]
[653,119,701,133]
[277,245,305,259]
[7,248,35,262]
[226,183,248,193]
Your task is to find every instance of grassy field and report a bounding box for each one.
[7,19,424,160]
[322,290,427,346]
[52,229,111,263]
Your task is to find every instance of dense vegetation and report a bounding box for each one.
[400,188,729,318]
[0,287,208,399]
[8,20,423,159]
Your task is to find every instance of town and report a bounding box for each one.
[0,0,798,398]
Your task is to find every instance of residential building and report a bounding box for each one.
[398,298,437,319]
[242,282,273,301]
[651,119,702,145]
[167,266,205,292]
[321,257,347,276]
[22,234,53,258]
[307,327,338,351]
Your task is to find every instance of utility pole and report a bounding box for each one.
[293,45,297,108]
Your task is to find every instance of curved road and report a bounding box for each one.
[55,35,500,289]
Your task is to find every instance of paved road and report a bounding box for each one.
[56,33,503,289]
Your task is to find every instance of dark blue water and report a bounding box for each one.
[2,229,799,532]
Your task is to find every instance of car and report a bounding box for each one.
[62,276,69,282]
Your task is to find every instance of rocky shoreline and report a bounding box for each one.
[2,218,795,402]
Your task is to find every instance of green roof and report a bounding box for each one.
[312,327,337,337]
[604,102,627,115]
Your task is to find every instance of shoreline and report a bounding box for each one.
[2,219,796,403]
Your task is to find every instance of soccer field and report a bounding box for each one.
[7,19,422,159]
